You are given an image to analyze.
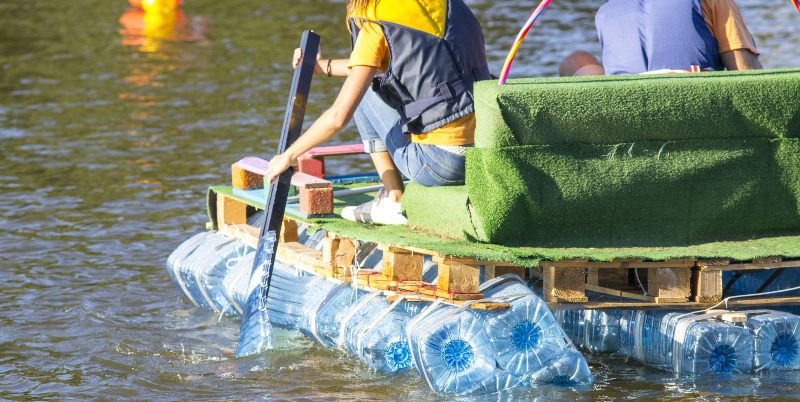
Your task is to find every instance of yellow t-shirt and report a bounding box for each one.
[347,0,475,146]
[701,0,760,55]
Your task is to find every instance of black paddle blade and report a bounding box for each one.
[236,30,320,358]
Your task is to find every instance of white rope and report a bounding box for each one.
[634,268,650,297]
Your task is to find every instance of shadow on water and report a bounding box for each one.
[0,0,799,399]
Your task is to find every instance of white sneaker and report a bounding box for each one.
[341,190,408,225]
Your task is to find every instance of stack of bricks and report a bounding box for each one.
[231,156,334,216]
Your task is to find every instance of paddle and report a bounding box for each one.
[236,30,320,357]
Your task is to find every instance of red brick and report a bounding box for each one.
[297,156,325,179]
[299,187,333,215]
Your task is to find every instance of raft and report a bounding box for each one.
[167,69,800,395]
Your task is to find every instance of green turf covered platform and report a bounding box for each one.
[208,185,800,268]
[406,69,800,247]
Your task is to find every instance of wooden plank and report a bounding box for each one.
[280,217,299,243]
[304,143,365,158]
[322,236,340,269]
[550,296,800,310]
[541,259,695,269]
[217,193,248,226]
[647,267,692,300]
[437,257,481,294]
[543,266,588,303]
[396,282,483,301]
[720,313,748,323]
[494,265,527,279]
[381,248,423,282]
[335,237,358,269]
[692,268,723,303]
[219,223,259,248]
[702,260,800,272]
[385,294,509,310]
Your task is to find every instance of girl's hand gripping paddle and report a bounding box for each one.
[236,31,320,357]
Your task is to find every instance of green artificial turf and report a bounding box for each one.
[474,69,800,148]
[465,139,800,246]
[402,184,477,240]
[208,185,800,268]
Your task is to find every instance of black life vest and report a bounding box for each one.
[349,0,491,135]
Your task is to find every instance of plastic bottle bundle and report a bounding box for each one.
[266,262,332,330]
[745,311,800,371]
[222,251,255,315]
[407,303,501,395]
[723,269,800,296]
[294,279,348,340]
[165,231,213,290]
[176,232,247,312]
[619,310,755,374]
[312,285,364,347]
[555,309,621,354]
[340,294,416,373]
[485,296,569,372]
[528,349,593,386]
[482,274,592,386]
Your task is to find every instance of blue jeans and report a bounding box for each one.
[352,89,466,187]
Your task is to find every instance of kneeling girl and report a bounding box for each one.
[266,0,490,225]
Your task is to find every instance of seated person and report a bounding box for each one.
[560,0,762,76]
[266,0,490,226]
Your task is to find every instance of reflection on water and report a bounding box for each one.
[0,0,799,399]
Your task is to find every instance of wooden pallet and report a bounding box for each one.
[215,191,800,310]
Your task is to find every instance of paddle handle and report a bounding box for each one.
[259,30,320,294]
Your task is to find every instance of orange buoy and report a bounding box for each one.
[128,0,183,11]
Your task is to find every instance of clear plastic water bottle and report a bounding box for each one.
[408,305,499,395]
[480,294,570,377]
[746,311,800,371]
[166,231,212,290]
[620,310,755,374]
[222,251,253,315]
[314,286,366,348]
[340,295,415,373]
[178,233,242,311]
[354,308,414,372]
[529,349,593,385]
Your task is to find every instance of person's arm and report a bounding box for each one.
[292,48,351,77]
[265,65,377,182]
[720,48,763,70]
[703,0,762,70]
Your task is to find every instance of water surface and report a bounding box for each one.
[2,0,800,399]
